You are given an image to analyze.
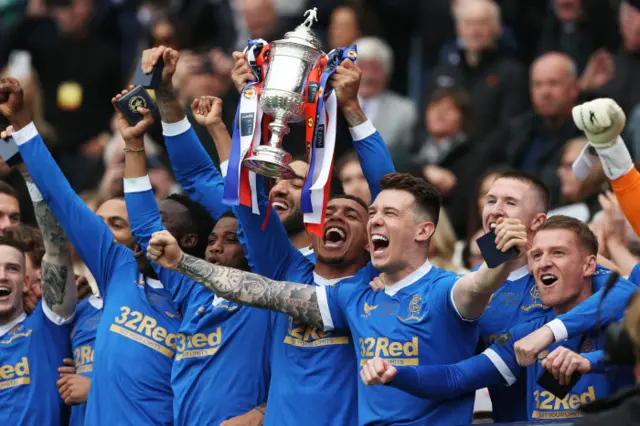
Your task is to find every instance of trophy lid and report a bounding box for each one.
[277,7,322,51]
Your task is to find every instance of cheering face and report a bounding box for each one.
[206,217,248,271]
[313,198,369,266]
[529,229,595,310]
[269,161,308,234]
[96,199,135,249]
[0,245,27,322]
[367,190,430,271]
[482,178,539,235]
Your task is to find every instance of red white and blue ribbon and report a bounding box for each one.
[301,45,358,236]
[223,39,270,212]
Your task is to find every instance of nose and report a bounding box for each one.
[211,239,224,254]
[368,211,383,228]
[270,180,289,197]
[0,217,12,233]
[0,267,8,281]
[538,253,553,268]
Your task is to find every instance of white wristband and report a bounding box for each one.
[594,136,634,180]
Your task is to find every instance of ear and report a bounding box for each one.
[530,213,547,233]
[415,221,436,243]
[583,254,597,278]
[179,233,198,250]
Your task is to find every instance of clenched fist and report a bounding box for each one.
[360,357,397,386]
[0,77,31,129]
[147,230,184,270]
[541,346,591,386]
[514,325,555,367]
[494,217,527,259]
[231,52,255,94]
[329,59,362,110]
[141,46,180,90]
[572,98,625,148]
[191,96,224,128]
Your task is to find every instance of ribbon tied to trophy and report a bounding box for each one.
[222,7,357,237]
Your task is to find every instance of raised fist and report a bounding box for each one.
[191,96,223,128]
[572,98,625,148]
[0,77,31,128]
[231,51,254,94]
[141,46,180,90]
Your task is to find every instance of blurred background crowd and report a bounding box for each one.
[1,0,640,285]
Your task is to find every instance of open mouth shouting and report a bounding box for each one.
[370,233,389,257]
[323,223,349,249]
[539,273,558,287]
[272,198,290,216]
[0,285,12,301]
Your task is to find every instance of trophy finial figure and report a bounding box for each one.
[302,7,318,28]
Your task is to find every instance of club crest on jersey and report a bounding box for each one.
[0,325,32,344]
[521,285,548,311]
[398,294,426,323]
[361,302,378,318]
[496,332,511,347]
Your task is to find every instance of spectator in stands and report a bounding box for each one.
[327,4,362,50]
[465,167,507,242]
[550,136,607,221]
[354,36,417,161]
[537,0,620,75]
[336,151,371,205]
[429,209,468,274]
[483,52,582,208]
[0,180,20,234]
[427,0,529,141]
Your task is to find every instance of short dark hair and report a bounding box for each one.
[494,170,550,213]
[329,193,369,212]
[538,215,598,255]
[3,224,44,269]
[220,210,237,221]
[166,194,215,259]
[0,235,27,258]
[0,181,18,200]
[379,173,440,225]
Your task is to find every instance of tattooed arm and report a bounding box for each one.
[18,165,77,319]
[177,254,324,329]
[146,229,324,328]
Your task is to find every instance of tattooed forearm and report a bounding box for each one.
[342,105,367,127]
[41,261,68,309]
[156,87,186,123]
[176,254,325,329]
[19,167,69,254]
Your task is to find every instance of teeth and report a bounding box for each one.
[542,274,556,280]
[490,223,497,231]
[0,286,10,296]
[272,201,288,210]
[372,234,388,242]
[326,227,345,239]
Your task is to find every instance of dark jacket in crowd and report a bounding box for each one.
[426,47,529,141]
[591,50,640,116]
[575,385,640,426]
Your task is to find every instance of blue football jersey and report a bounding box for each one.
[628,262,640,284]
[69,295,103,426]
[319,261,479,426]
[0,304,72,425]
[15,129,181,425]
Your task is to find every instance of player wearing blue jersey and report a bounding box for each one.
[0,76,214,425]
[114,82,271,425]
[361,216,634,421]
[146,172,529,425]
[147,44,393,426]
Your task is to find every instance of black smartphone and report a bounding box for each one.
[45,0,73,7]
[476,230,518,268]
[536,369,582,400]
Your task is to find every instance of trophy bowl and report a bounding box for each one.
[242,9,324,179]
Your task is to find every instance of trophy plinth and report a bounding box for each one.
[242,8,323,179]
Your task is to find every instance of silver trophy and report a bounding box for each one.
[242,8,323,179]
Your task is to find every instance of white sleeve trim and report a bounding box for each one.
[161,117,191,137]
[124,175,152,193]
[545,319,568,342]
[220,160,229,177]
[349,119,376,141]
[315,286,334,331]
[11,122,38,145]
[450,278,480,323]
[483,348,517,386]
[42,300,75,326]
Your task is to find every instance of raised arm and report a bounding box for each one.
[144,46,229,220]
[0,77,128,297]
[330,59,396,201]
[146,230,324,329]
[17,164,77,319]
[452,218,528,320]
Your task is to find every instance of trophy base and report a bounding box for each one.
[243,146,297,179]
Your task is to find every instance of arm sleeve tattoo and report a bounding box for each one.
[343,106,367,127]
[156,87,186,123]
[176,253,325,329]
[19,165,77,317]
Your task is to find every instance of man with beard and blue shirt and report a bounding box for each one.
[0,78,80,425]
[145,172,532,426]
[113,74,272,424]
[0,75,212,426]
[360,216,636,421]
[142,43,394,426]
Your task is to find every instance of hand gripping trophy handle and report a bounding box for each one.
[242,8,323,179]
